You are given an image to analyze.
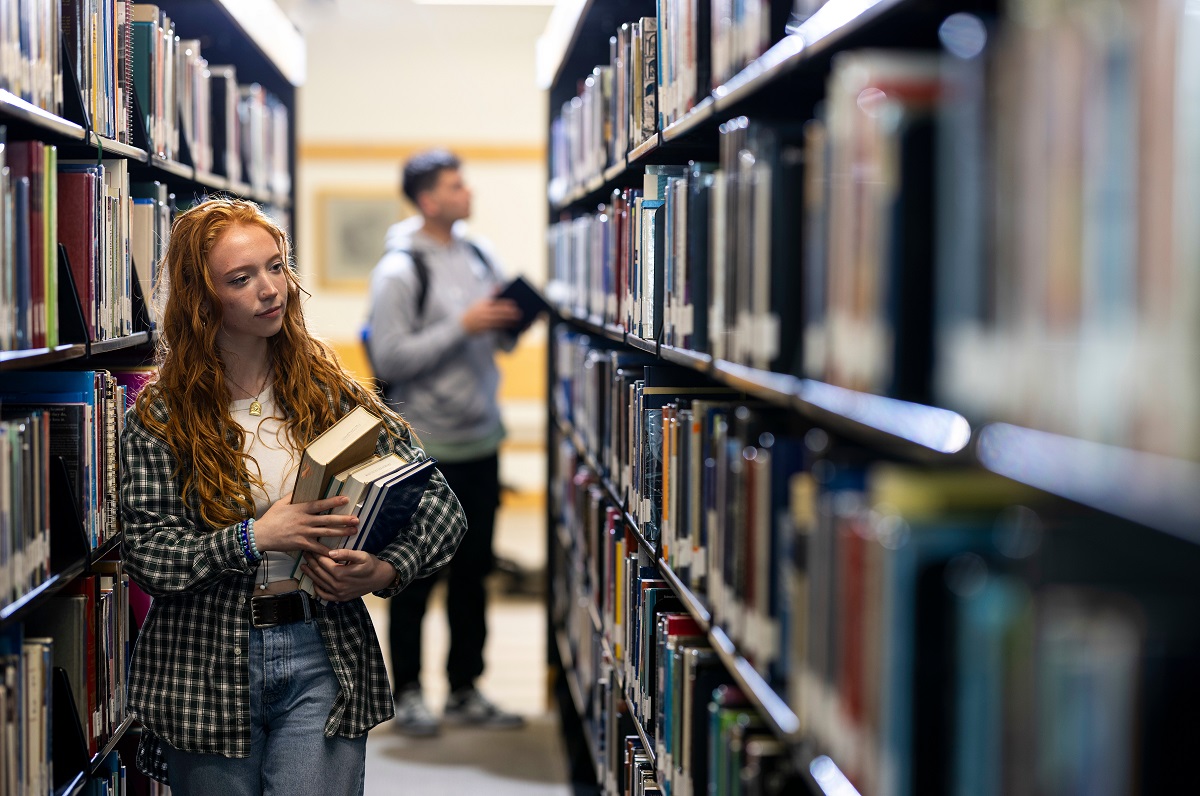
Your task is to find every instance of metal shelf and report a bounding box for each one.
[794,379,973,458]
[656,563,801,740]
[194,168,229,192]
[628,134,660,163]
[150,155,195,181]
[711,359,801,406]
[91,134,147,161]
[604,159,627,183]
[626,335,658,356]
[0,344,88,371]
[626,689,657,768]
[0,567,84,628]
[661,96,716,143]
[659,344,713,371]
[0,89,87,140]
[976,423,1200,544]
[87,332,151,357]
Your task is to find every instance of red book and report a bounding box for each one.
[67,575,100,757]
[57,171,98,341]
[8,141,45,348]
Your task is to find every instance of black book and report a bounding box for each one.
[497,275,553,334]
[355,458,440,555]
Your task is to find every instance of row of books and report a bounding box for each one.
[1,369,134,609]
[549,116,804,376]
[548,1,789,199]
[552,29,1200,459]
[2,566,131,796]
[932,1,1200,460]
[1,1,290,194]
[552,321,1200,793]
[796,461,1200,796]
[549,16,657,199]
[802,51,940,405]
[551,463,802,796]
[554,328,802,677]
[132,3,287,194]
[1,0,65,118]
[0,412,50,611]
[0,127,185,351]
[65,0,136,144]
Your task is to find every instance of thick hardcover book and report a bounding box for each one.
[58,171,98,341]
[289,405,383,505]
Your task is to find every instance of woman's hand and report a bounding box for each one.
[300,548,396,602]
[251,492,359,557]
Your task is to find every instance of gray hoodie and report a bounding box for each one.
[366,217,512,459]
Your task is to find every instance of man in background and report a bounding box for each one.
[365,149,525,735]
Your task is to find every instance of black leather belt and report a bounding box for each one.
[250,590,312,629]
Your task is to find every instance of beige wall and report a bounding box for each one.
[284,0,553,484]
[286,0,552,343]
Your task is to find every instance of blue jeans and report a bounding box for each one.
[163,614,367,796]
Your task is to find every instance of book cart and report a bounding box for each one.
[1,1,301,792]
[541,0,1200,794]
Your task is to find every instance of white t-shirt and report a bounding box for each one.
[231,387,302,585]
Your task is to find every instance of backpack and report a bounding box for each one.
[362,241,495,397]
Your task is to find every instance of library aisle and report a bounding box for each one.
[361,457,573,796]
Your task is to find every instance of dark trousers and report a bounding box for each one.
[388,452,500,695]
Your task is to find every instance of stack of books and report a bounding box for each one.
[285,405,438,595]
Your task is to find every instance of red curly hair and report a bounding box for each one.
[133,197,404,529]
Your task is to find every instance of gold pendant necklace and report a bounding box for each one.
[227,371,270,416]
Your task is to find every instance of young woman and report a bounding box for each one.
[119,198,466,795]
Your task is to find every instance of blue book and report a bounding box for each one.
[354,457,439,556]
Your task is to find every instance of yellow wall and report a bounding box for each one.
[331,338,546,402]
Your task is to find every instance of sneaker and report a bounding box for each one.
[394,687,440,737]
[442,688,526,729]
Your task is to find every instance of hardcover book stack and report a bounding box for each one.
[286,406,438,597]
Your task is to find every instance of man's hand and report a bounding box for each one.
[300,548,396,602]
[460,296,522,335]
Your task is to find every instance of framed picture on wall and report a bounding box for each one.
[314,189,411,289]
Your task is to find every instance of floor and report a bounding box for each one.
[361,446,574,795]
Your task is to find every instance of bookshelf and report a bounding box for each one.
[1,1,301,792]
[542,0,1200,794]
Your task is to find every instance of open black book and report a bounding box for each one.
[497,275,553,334]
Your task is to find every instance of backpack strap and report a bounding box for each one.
[396,241,494,320]
[365,241,497,394]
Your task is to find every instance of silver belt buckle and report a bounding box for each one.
[250,595,279,628]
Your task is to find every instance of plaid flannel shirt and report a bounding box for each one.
[120,393,465,783]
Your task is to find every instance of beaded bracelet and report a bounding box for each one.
[246,517,261,559]
[238,518,261,563]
